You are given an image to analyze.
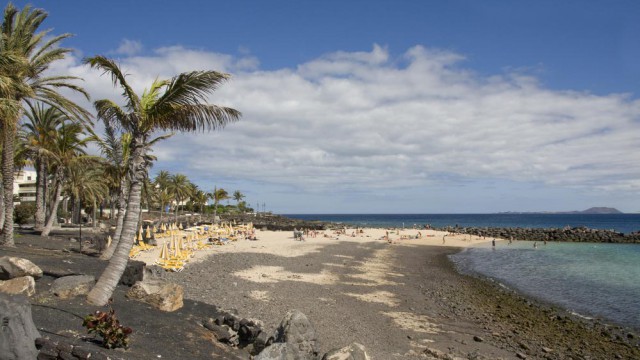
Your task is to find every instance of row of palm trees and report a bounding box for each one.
[151,170,248,224]
[0,3,242,306]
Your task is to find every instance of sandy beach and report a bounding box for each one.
[5,226,638,359]
[131,227,639,359]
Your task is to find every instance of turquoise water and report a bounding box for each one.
[451,241,640,330]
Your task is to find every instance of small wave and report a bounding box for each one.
[569,311,594,321]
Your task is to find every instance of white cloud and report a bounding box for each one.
[45,44,640,212]
[114,39,142,56]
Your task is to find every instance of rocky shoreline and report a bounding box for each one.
[437,225,640,243]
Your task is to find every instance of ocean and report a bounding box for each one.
[286,213,640,331]
[451,241,640,331]
[285,213,640,234]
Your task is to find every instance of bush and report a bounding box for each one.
[14,202,36,226]
[82,302,133,349]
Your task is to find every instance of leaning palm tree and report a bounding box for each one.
[0,3,90,246]
[21,104,67,230]
[84,56,240,306]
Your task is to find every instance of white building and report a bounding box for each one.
[13,170,37,203]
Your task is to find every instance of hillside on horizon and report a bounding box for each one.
[499,207,624,214]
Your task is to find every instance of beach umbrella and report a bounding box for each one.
[159,241,169,260]
[179,222,183,230]
[174,239,183,258]
[136,229,143,243]
[145,226,152,239]
[153,225,157,233]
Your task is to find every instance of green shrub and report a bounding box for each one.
[14,202,36,226]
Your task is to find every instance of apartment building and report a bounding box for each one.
[13,169,37,204]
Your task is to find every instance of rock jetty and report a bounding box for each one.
[438,225,640,243]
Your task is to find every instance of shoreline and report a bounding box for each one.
[139,227,639,358]
[8,226,640,359]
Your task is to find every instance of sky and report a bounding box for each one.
[12,0,640,213]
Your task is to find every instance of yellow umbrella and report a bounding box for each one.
[136,229,143,243]
[159,241,169,260]
[153,225,157,233]
[145,226,151,239]
[179,222,183,230]
[174,239,183,258]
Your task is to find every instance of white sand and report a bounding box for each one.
[135,227,491,279]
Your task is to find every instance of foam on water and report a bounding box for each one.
[451,241,640,330]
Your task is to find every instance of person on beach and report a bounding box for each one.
[492,238,496,248]
[533,242,538,249]
[442,234,446,244]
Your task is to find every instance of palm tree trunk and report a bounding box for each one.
[88,141,146,306]
[1,121,17,246]
[92,199,97,230]
[41,174,63,237]
[100,178,127,260]
[34,159,47,230]
[0,182,4,231]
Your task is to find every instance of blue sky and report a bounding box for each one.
[12,0,640,213]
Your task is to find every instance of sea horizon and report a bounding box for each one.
[285,213,640,234]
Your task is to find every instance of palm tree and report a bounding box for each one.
[190,185,210,216]
[154,170,171,190]
[0,4,90,246]
[93,120,131,259]
[21,104,66,230]
[40,122,95,236]
[154,188,173,225]
[233,190,244,208]
[64,162,108,227]
[84,56,240,306]
[166,173,192,222]
[212,187,229,222]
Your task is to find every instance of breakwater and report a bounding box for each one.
[439,225,640,243]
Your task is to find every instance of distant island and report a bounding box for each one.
[498,207,623,214]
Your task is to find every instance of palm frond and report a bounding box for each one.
[83,55,140,112]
